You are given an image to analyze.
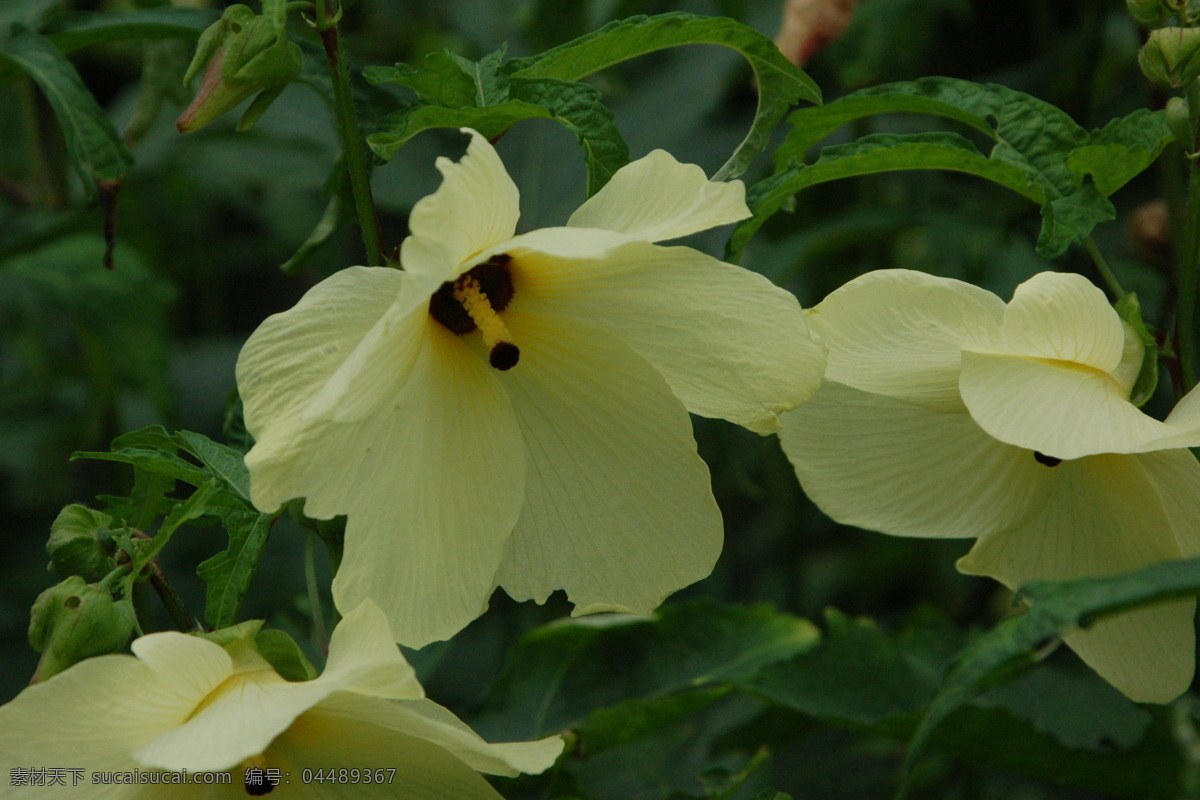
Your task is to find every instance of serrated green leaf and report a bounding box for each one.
[743,77,1139,261]
[506,12,821,179]
[175,430,252,502]
[448,47,510,107]
[196,493,273,629]
[727,131,1045,260]
[473,600,819,743]
[1,26,132,186]
[364,50,478,107]
[369,78,629,196]
[72,447,210,489]
[1067,109,1174,196]
[369,100,553,159]
[899,555,1200,797]
[508,77,629,195]
[1035,179,1116,260]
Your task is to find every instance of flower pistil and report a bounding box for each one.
[429,253,520,370]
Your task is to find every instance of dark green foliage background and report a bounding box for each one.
[0,0,1186,798]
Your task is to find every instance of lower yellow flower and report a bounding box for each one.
[779,269,1200,703]
[236,129,827,647]
[0,602,563,798]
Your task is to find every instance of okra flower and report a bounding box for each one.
[237,129,826,647]
[780,269,1200,702]
[0,601,563,798]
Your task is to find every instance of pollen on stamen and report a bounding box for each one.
[454,275,520,371]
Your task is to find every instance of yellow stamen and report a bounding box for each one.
[454,275,520,370]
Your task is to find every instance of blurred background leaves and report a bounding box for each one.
[0,0,1189,798]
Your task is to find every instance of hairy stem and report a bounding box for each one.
[1084,236,1125,299]
[316,0,382,266]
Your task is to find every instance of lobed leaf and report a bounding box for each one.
[505,12,821,179]
[735,77,1167,260]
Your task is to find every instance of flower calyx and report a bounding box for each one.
[176,3,303,134]
[429,253,521,370]
[28,576,137,682]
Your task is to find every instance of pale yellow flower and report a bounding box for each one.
[780,269,1200,702]
[0,601,562,799]
[236,129,826,647]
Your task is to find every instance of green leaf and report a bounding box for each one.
[369,100,556,158]
[75,425,274,629]
[508,77,630,196]
[506,12,821,180]
[196,493,274,629]
[578,686,733,756]
[364,50,479,108]
[1066,109,1174,197]
[743,608,941,728]
[0,26,133,186]
[255,628,317,682]
[739,77,1146,261]
[474,600,819,745]
[899,555,1200,797]
[175,430,252,502]
[727,132,1045,259]
[1035,179,1116,261]
[36,7,215,55]
[1115,293,1160,407]
[73,446,211,489]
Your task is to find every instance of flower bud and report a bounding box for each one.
[1126,0,1169,26]
[28,577,137,682]
[176,4,303,133]
[1167,96,1197,150]
[1139,27,1200,87]
[46,505,117,582]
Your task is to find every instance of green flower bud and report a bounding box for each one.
[1127,0,1169,26]
[46,505,117,582]
[28,577,137,682]
[1167,96,1197,150]
[176,3,303,133]
[1139,27,1200,87]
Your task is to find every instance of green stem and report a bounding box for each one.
[316,1,382,266]
[1083,236,1126,300]
[147,561,195,632]
[1181,161,1200,392]
[305,532,329,657]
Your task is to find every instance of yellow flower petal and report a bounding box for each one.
[493,312,723,616]
[312,693,562,778]
[236,266,408,438]
[958,450,1200,703]
[566,149,749,242]
[779,380,1046,539]
[507,237,824,433]
[270,709,507,800]
[803,269,1005,412]
[303,324,525,648]
[401,129,520,281]
[0,650,215,796]
[997,271,1125,372]
[321,601,423,701]
[958,351,1199,458]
